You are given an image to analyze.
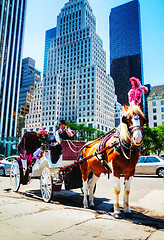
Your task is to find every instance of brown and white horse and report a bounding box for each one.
[80,104,146,218]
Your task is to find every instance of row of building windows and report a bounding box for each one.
[53,27,90,48]
[152,114,164,120]
[153,122,164,127]
[152,107,164,112]
[152,100,164,106]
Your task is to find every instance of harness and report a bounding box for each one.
[59,125,143,176]
[92,123,142,176]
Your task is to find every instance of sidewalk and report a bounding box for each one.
[0,177,164,240]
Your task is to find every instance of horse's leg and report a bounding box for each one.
[88,173,99,207]
[82,179,89,208]
[113,176,122,218]
[81,161,90,209]
[123,177,133,215]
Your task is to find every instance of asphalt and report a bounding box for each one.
[0,176,164,240]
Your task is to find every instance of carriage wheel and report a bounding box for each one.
[10,160,21,192]
[40,167,53,203]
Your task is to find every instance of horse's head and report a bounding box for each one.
[121,105,146,146]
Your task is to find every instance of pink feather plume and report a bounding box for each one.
[128,77,148,105]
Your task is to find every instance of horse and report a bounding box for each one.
[80,104,146,218]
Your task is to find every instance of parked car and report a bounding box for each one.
[135,156,164,177]
[0,154,4,160]
[0,156,19,176]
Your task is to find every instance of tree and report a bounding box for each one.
[66,121,104,141]
[142,125,164,156]
[142,126,152,155]
[150,125,164,156]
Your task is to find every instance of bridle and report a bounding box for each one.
[120,112,143,159]
[124,112,143,139]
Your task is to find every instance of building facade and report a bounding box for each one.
[114,95,123,127]
[18,57,41,110]
[144,84,152,125]
[23,81,42,133]
[42,0,115,133]
[43,27,57,77]
[0,0,27,137]
[109,0,143,106]
[147,85,164,128]
[16,57,41,137]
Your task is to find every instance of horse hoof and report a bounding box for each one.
[89,202,94,207]
[83,205,88,209]
[114,213,122,219]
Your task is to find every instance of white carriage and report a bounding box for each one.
[10,132,85,202]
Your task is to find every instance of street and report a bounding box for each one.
[0,174,164,240]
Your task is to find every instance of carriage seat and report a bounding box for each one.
[46,136,56,143]
[49,145,62,164]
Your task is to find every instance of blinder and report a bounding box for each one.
[122,113,143,136]
[122,115,128,124]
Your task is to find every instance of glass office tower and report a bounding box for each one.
[16,57,41,137]
[0,0,27,137]
[110,0,143,106]
[43,27,56,77]
[19,57,41,109]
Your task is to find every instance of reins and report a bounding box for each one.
[66,140,83,153]
[59,124,143,173]
[59,136,118,173]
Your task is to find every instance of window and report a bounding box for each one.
[152,101,156,106]
[145,157,160,163]
[138,157,145,163]
[161,107,164,112]
[162,115,164,119]
[154,122,157,127]
[49,127,53,132]
[153,115,157,120]
[153,108,156,113]
[161,100,164,105]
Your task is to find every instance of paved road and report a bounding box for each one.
[0,175,164,240]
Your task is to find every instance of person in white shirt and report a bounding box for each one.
[55,120,74,144]
[52,120,74,163]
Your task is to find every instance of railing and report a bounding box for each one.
[0,137,20,158]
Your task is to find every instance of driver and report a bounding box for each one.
[55,120,74,143]
[52,120,74,163]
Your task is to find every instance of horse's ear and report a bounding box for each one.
[123,104,129,112]
[122,115,127,124]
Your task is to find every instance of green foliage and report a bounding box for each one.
[66,121,105,141]
[142,125,164,156]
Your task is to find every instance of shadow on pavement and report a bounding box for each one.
[10,188,164,230]
[121,207,164,230]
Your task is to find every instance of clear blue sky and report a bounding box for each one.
[23,0,164,86]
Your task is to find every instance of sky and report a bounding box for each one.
[22,0,164,87]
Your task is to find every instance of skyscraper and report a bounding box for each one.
[110,0,143,106]
[42,0,115,133]
[0,0,27,137]
[17,57,41,137]
[18,57,41,109]
[23,81,43,133]
[43,27,56,77]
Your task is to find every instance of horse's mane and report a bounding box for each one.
[119,105,145,142]
[126,105,145,119]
